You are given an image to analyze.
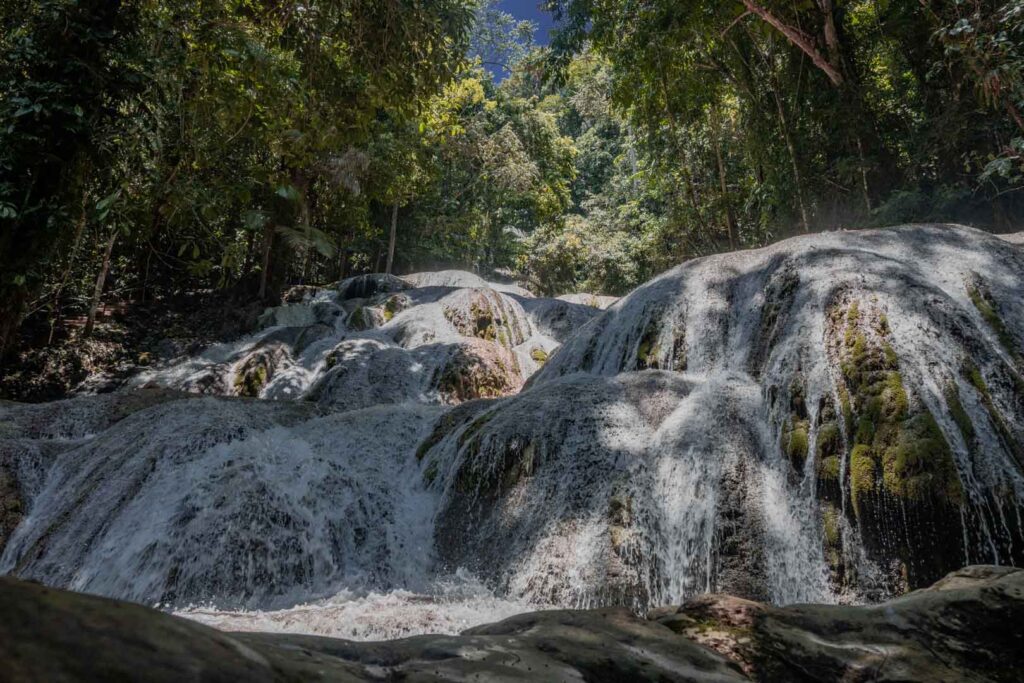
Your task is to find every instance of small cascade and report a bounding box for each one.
[129,273,595,409]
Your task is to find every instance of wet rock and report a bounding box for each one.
[653,565,1024,683]
[433,338,524,404]
[336,273,410,301]
[557,293,620,309]
[0,576,744,683]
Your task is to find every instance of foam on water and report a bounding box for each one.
[175,571,543,641]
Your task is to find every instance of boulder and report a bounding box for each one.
[652,565,1024,683]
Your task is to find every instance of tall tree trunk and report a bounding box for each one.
[713,108,738,250]
[385,202,398,276]
[83,229,117,338]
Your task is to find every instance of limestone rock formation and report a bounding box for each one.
[0,225,1022,644]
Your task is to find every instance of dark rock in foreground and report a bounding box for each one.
[2,566,1022,682]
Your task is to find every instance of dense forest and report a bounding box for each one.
[1,0,1022,364]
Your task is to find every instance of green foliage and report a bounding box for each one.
[4,0,1024,361]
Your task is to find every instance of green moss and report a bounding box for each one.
[834,300,964,515]
[850,444,877,514]
[838,385,853,436]
[969,283,1019,360]
[348,306,370,331]
[382,296,404,323]
[882,413,964,504]
[816,423,841,458]
[416,411,466,461]
[785,423,809,466]
[233,363,268,398]
[818,455,841,483]
[944,382,975,450]
[636,321,661,370]
[423,459,439,486]
[882,343,899,368]
[530,347,549,364]
[963,360,1024,472]
[847,300,860,323]
[470,301,497,342]
[457,410,496,449]
[822,504,841,548]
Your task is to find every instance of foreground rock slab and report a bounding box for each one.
[0,576,743,682]
[2,566,1023,682]
[654,566,1024,682]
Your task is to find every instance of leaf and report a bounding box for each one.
[276,185,300,201]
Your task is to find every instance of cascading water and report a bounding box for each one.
[2,225,1023,641]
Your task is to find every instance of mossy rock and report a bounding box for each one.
[530,347,549,365]
[783,421,809,470]
[636,314,687,372]
[816,422,841,459]
[636,319,661,370]
[882,413,963,504]
[444,292,525,349]
[968,280,1020,362]
[435,342,522,404]
[423,460,439,486]
[850,444,877,515]
[962,360,1024,473]
[817,455,841,484]
[382,295,409,323]
[347,306,373,331]
[750,267,800,376]
[944,383,975,451]
[233,361,269,398]
[821,504,841,549]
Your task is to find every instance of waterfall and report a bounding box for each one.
[2,225,1023,639]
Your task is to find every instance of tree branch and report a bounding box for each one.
[739,0,844,86]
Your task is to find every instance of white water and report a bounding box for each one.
[4,227,1024,640]
[176,570,543,641]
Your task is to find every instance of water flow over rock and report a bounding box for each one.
[525,224,1024,596]
[1,227,1023,629]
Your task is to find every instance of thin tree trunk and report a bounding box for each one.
[83,229,118,338]
[855,136,872,213]
[385,202,398,276]
[242,228,257,280]
[0,288,29,363]
[772,87,811,232]
[49,189,90,344]
[660,70,711,239]
[258,223,274,300]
